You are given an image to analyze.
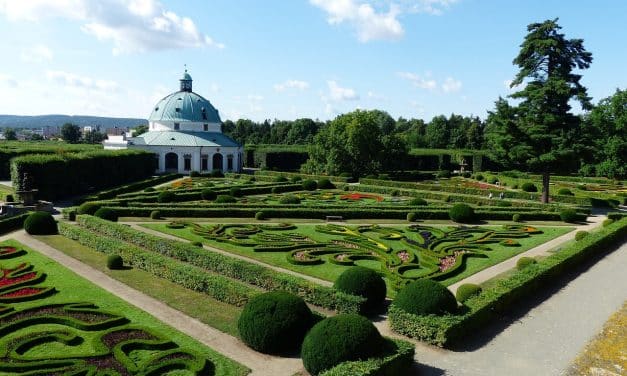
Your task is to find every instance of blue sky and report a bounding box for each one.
[0,0,625,122]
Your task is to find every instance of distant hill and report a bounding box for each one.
[0,114,148,129]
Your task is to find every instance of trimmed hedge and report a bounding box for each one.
[215,195,237,203]
[94,207,118,222]
[455,284,482,303]
[0,213,29,235]
[201,189,217,201]
[389,218,627,347]
[77,202,102,215]
[393,279,457,316]
[237,291,314,354]
[10,150,156,200]
[320,339,415,376]
[23,211,57,235]
[78,173,179,203]
[521,182,538,192]
[560,209,580,223]
[333,267,387,313]
[516,256,536,270]
[301,314,384,375]
[157,191,176,203]
[71,216,366,313]
[575,230,589,241]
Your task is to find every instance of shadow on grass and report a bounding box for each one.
[446,238,625,352]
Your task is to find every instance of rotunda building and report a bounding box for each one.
[105,70,242,174]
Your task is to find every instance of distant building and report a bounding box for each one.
[104,70,242,173]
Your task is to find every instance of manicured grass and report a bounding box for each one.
[35,234,242,336]
[143,223,573,288]
[0,239,249,376]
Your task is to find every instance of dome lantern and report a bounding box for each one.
[180,68,192,92]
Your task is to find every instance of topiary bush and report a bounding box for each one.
[77,202,102,215]
[201,189,217,201]
[5,194,14,202]
[301,314,384,375]
[521,182,538,192]
[274,175,288,183]
[157,191,176,203]
[317,178,335,189]
[436,170,451,179]
[238,291,314,354]
[94,207,118,222]
[557,188,574,196]
[215,194,236,203]
[475,173,484,181]
[406,212,417,222]
[24,211,58,235]
[210,169,224,178]
[603,218,614,227]
[449,203,475,223]
[393,279,457,316]
[512,213,521,222]
[302,179,317,191]
[189,170,200,177]
[455,283,482,303]
[487,176,498,184]
[409,197,427,206]
[290,176,302,183]
[516,256,536,270]
[106,254,123,270]
[150,210,161,220]
[575,230,589,241]
[279,195,301,205]
[191,241,203,247]
[560,208,579,223]
[230,187,243,197]
[255,211,266,220]
[333,266,386,313]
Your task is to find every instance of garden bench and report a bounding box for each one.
[326,215,343,222]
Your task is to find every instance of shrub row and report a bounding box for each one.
[254,170,353,183]
[607,212,627,221]
[0,213,29,235]
[358,178,591,205]
[58,222,257,306]
[388,218,627,347]
[320,338,415,376]
[78,173,180,203]
[0,143,98,179]
[74,215,366,313]
[10,150,156,200]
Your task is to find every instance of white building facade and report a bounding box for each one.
[104,71,242,173]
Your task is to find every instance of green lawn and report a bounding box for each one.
[35,235,242,337]
[0,239,249,376]
[143,223,573,289]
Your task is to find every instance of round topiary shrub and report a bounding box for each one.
[201,189,217,201]
[107,254,123,270]
[558,188,574,196]
[317,178,335,189]
[150,210,161,220]
[77,202,102,215]
[521,182,538,192]
[455,283,482,303]
[94,207,118,222]
[157,191,176,203]
[487,176,499,184]
[603,218,614,227]
[475,173,484,181]
[409,197,428,206]
[406,212,417,222]
[143,187,155,192]
[215,194,236,203]
[575,230,589,241]
[333,266,386,313]
[290,176,302,183]
[449,203,475,223]
[274,175,288,183]
[279,195,301,205]
[238,291,314,354]
[560,209,579,223]
[255,211,266,220]
[301,314,384,375]
[230,187,243,197]
[24,211,58,235]
[189,170,200,177]
[393,279,457,315]
[191,241,203,247]
[5,194,14,202]
[302,179,317,191]
[512,213,521,222]
[516,256,536,270]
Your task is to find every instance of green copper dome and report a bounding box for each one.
[182,71,192,81]
[149,91,221,123]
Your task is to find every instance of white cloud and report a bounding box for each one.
[247,94,264,101]
[367,91,385,100]
[441,77,462,93]
[274,79,310,92]
[0,0,223,54]
[310,0,458,42]
[46,70,119,92]
[310,0,403,42]
[327,80,359,101]
[397,72,437,90]
[20,45,53,63]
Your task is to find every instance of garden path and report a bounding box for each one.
[4,230,306,376]
[447,213,606,294]
[128,223,334,287]
[375,237,627,375]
